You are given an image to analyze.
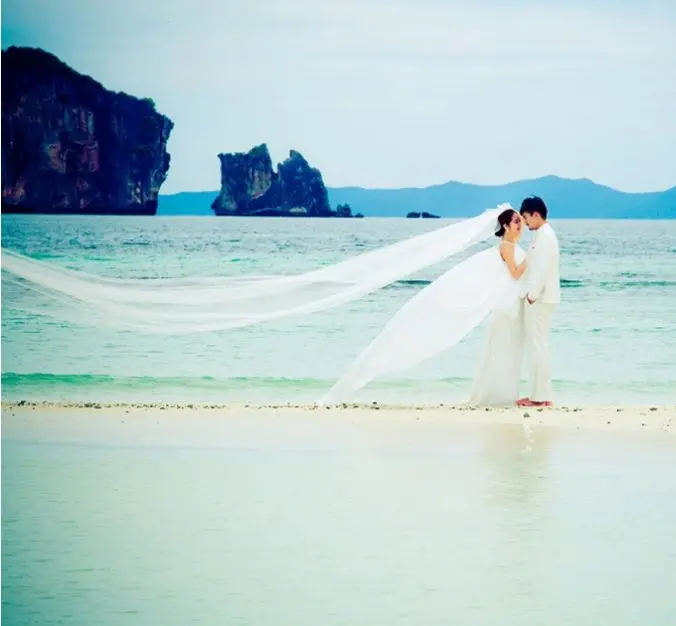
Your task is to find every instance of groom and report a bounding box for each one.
[517,196,560,408]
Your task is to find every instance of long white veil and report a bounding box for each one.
[1,205,509,333]
[2,204,518,401]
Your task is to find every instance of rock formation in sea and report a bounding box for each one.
[212,144,355,217]
[1,47,174,215]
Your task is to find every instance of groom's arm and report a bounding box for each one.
[525,233,555,302]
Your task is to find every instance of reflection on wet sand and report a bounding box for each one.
[481,422,551,503]
[479,422,552,614]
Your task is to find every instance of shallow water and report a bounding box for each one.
[3,417,676,625]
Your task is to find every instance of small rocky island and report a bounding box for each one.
[1,47,173,215]
[212,144,362,217]
[406,211,440,219]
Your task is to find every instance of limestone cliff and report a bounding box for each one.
[212,145,344,217]
[1,47,173,215]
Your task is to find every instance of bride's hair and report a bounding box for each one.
[495,209,517,237]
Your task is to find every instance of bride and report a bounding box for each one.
[1,204,528,406]
[468,208,526,405]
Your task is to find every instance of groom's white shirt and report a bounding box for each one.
[521,222,560,304]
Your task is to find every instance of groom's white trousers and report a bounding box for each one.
[524,301,555,402]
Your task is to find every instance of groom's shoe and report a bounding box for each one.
[530,400,553,408]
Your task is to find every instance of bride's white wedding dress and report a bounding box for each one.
[468,244,525,406]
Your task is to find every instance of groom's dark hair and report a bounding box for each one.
[520,196,548,220]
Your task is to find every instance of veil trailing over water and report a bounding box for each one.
[2,204,517,400]
[1,205,509,333]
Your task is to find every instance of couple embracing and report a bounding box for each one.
[469,196,560,408]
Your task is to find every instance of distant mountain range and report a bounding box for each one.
[158,176,675,218]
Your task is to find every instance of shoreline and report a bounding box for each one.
[2,402,674,438]
[4,400,674,410]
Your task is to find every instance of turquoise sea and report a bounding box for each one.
[2,215,676,405]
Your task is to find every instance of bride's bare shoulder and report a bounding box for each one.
[498,241,515,260]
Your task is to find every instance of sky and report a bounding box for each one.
[2,0,675,194]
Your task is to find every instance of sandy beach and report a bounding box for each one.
[3,401,674,446]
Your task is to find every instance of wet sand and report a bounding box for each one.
[3,401,676,625]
